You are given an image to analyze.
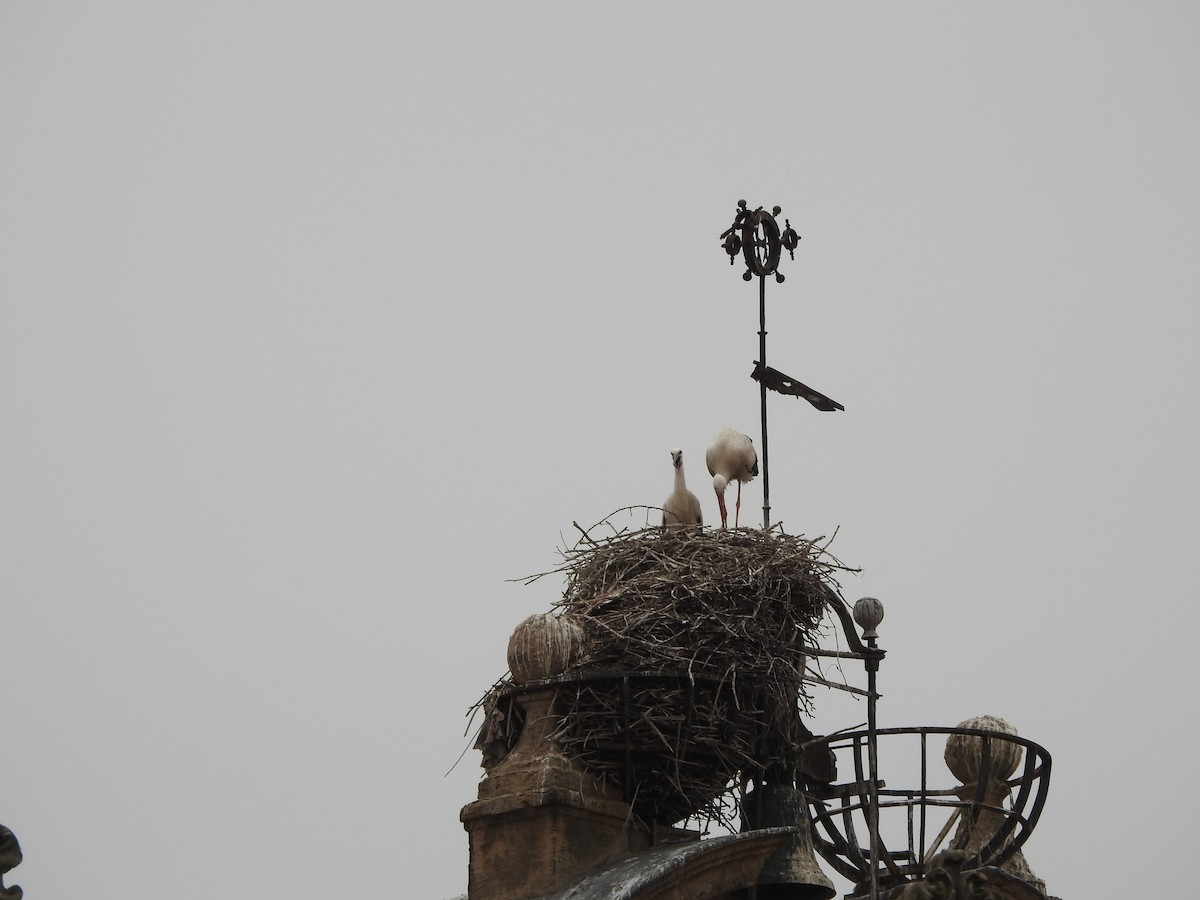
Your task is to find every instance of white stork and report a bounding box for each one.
[706,426,759,528]
[662,448,703,532]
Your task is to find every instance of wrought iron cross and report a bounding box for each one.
[720,199,844,529]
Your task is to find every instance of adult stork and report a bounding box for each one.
[662,448,703,532]
[706,426,759,528]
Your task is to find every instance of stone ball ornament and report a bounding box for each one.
[852,596,884,639]
[506,612,584,684]
[944,714,1023,786]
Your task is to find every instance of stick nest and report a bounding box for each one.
[476,523,854,827]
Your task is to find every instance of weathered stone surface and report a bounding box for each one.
[896,850,1050,900]
[543,828,795,900]
[944,716,1022,786]
[462,795,651,900]
[507,613,584,685]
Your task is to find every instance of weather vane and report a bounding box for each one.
[720,199,844,529]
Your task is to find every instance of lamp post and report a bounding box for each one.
[854,597,886,900]
[819,593,886,900]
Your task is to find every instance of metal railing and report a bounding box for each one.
[805,725,1051,895]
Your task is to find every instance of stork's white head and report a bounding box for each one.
[712,473,728,494]
[670,448,684,469]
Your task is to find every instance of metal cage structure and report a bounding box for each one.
[805,725,1052,896]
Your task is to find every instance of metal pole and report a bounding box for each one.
[866,636,881,900]
[758,272,770,530]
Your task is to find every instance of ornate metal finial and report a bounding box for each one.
[720,199,797,283]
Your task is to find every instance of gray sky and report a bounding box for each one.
[2,3,1197,898]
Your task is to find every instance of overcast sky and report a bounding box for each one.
[2,3,1198,898]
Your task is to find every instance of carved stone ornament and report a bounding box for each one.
[899,851,1000,900]
[944,717,1047,895]
[897,849,1053,900]
[0,825,22,900]
[506,613,583,684]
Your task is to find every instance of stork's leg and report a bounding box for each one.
[734,480,742,527]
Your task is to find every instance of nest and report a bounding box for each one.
[477,523,854,827]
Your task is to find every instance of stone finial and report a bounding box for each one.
[945,715,1022,786]
[507,612,583,684]
[944,717,1047,896]
[853,596,885,639]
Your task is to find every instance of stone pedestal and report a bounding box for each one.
[460,687,654,900]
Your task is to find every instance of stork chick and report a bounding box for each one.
[705,426,759,528]
[662,448,703,532]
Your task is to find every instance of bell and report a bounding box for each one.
[743,782,836,899]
